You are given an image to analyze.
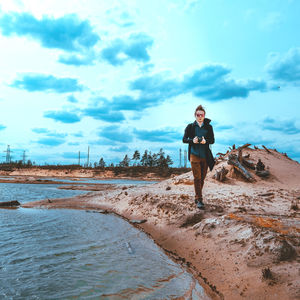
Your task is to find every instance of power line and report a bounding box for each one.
[184,149,187,168]
[3,145,12,163]
[86,146,90,167]
[179,148,182,168]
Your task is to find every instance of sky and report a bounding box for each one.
[0,0,299,166]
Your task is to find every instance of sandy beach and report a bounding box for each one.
[19,147,300,300]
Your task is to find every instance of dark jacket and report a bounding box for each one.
[182,118,215,171]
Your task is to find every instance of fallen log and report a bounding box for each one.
[0,200,21,207]
[227,154,255,182]
[242,158,256,170]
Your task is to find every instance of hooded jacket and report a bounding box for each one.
[182,118,215,171]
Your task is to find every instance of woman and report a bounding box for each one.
[182,105,215,209]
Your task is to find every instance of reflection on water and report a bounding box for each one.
[0,182,209,299]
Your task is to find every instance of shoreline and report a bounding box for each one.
[20,148,300,300]
[21,191,221,300]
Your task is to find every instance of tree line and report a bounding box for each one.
[0,148,174,170]
[98,148,173,168]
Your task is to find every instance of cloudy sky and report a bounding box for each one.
[0,0,299,166]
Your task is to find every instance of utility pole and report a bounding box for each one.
[184,150,187,168]
[78,151,80,165]
[86,146,90,167]
[179,148,182,168]
[22,150,27,165]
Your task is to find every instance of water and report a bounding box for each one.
[0,182,209,299]
[0,183,87,202]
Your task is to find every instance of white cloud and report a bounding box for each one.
[259,11,282,30]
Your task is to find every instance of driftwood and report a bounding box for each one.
[213,167,229,182]
[256,170,270,178]
[216,152,226,157]
[238,148,243,162]
[227,154,255,182]
[0,200,20,207]
[282,153,292,160]
[242,158,256,170]
[255,159,270,177]
[254,145,258,149]
[215,152,228,165]
[238,143,251,149]
[258,192,274,197]
[236,144,255,170]
[262,145,271,153]
[237,144,251,163]
[130,219,147,224]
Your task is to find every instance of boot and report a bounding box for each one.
[193,179,202,202]
[197,199,204,209]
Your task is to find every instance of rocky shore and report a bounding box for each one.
[21,148,300,299]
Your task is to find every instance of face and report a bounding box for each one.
[195,110,205,123]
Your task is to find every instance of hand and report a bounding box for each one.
[193,137,199,144]
[200,136,206,144]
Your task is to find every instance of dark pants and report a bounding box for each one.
[190,154,208,201]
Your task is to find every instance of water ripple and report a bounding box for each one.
[0,183,209,299]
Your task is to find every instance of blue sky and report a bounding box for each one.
[0,0,299,166]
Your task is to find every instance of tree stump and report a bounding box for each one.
[213,167,229,182]
[256,159,265,171]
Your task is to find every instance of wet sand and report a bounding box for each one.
[20,148,300,299]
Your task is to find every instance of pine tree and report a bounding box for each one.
[148,151,154,166]
[119,154,130,167]
[132,150,140,166]
[165,155,173,167]
[99,157,106,168]
[157,148,166,167]
[140,150,148,166]
[151,152,158,166]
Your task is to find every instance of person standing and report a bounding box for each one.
[182,105,215,209]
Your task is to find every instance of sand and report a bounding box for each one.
[20,148,300,299]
